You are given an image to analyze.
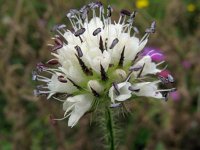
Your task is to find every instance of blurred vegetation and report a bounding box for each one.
[0,0,200,149]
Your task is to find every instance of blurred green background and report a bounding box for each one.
[0,0,200,149]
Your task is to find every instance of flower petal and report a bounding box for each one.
[131,81,163,99]
[109,81,132,103]
[63,94,93,127]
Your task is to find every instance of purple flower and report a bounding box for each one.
[182,60,192,70]
[141,47,165,62]
[169,91,181,101]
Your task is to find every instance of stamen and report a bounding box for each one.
[145,21,156,34]
[52,96,66,102]
[74,45,83,57]
[107,5,113,17]
[53,115,69,121]
[46,59,59,65]
[49,115,57,125]
[58,75,68,83]
[130,11,137,19]
[100,64,108,81]
[79,5,89,21]
[50,36,64,51]
[54,36,63,45]
[159,88,176,101]
[36,62,47,72]
[120,9,131,16]
[118,46,125,67]
[93,28,101,36]
[52,45,63,51]
[33,89,49,96]
[47,44,54,47]
[109,38,119,49]
[74,28,86,36]
[89,1,102,9]
[129,65,143,71]
[113,82,120,95]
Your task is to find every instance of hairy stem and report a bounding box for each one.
[105,107,115,150]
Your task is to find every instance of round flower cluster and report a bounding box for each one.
[33,2,176,127]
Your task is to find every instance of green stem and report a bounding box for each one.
[105,107,115,150]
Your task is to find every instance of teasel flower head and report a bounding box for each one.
[33,2,175,127]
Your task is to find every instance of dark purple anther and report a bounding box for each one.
[88,2,102,9]
[129,65,142,71]
[36,62,47,72]
[109,38,119,49]
[79,5,89,13]
[52,44,63,51]
[80,5,89,20]
[74,28,86,37]
[46,59,59,65]
[93,28,101,36]
[74,45,83,57]
[67,9,79,18]
[58,75,68,83]
[50,36,63,51]
[120,9,131,16]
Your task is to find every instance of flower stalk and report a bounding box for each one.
[105,107,115,150]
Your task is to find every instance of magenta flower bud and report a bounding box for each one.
[157,70,174,83]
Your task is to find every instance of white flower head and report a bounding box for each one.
[33,2,175,127]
